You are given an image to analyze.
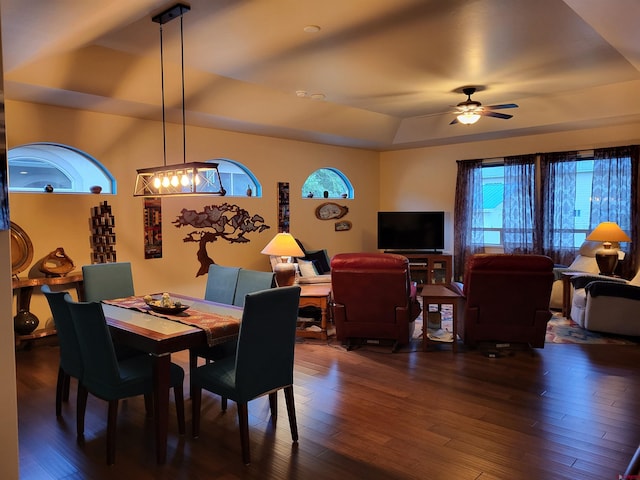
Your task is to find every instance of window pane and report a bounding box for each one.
[302,168,353,198]
[212,159,259,197]
[8,143,115,194]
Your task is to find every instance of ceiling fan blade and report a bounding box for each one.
[484,103,518,110]
[449,117,459,125]
[482,111,513,120]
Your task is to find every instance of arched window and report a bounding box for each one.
[213,158,261,197]
[8,143,115,194]
[302,167,353,199]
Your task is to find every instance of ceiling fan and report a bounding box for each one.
[450,87,518,125]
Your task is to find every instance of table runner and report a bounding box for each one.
[102,296,240,347]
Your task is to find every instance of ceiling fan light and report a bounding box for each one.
[457,112,481,125]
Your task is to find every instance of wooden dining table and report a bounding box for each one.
[101,293,242,464]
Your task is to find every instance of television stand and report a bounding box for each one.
[397,253,452,285]
[385,250,443,255]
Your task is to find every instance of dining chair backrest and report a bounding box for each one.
[204,264,240,305]
[234,286,300,401]
[64,298,124,395]
[41,285,83,379]
[232,269,275,307]
[82,262,135,302]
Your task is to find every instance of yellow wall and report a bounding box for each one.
[8,99,640,328]
[7,100,379,327]
[380,122,640,255]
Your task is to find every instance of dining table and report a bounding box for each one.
[101,293,242,464]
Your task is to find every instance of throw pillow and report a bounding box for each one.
[297,259,319,277]
[304,250,331,274]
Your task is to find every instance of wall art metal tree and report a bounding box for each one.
[173,203,270,276]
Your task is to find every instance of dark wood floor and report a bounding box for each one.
[15,336,640,480]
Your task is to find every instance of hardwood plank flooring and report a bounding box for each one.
[15,337,640,479]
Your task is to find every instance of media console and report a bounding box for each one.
[385,251,452,285]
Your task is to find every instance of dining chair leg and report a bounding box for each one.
[237,403,251,465]
[107,400,119,465]
[221,397,228,411]
[76,383,88,443]
[191,386,202,438]
[174,385,185,435]
[143,393,153,418]
[268,391,278,421]
[188,350,198,398]
[56,367,65,417]
[62,371,71,402]
[284,385,298,442]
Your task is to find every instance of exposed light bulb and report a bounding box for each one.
[170,174,179,187]
[181,174,190,186]
[162,176,170,188]
[153,176,161,189]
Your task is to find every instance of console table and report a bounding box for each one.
[12,272,84,346]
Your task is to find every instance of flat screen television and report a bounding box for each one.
[377,211,445,252]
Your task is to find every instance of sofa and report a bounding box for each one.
[451,254,554,348]
[330,253,421,351]
[570,269,640,336]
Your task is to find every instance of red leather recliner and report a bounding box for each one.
[330,253,421,350]
[451,254,554,348]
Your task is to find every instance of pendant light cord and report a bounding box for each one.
[159,23,167,168]
[180,14,186,165]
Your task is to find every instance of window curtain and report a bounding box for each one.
[592,145,638,278]
[453,159,485,281]
[502,154,538,254]
[539,151,579,266]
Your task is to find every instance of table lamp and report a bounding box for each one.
[585,221,631,276]
[261,233,304,286]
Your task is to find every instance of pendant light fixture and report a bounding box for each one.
[134,3,226,197]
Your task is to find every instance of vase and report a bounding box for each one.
[14,310,39,335]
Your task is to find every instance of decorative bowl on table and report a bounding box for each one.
[143,294,190,314]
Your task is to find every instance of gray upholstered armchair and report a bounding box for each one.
[570,269,640,336]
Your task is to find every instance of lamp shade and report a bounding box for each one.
[261,233,304,258]
[585,222,631,243]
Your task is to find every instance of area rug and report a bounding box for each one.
[545,312,638,345]
[412,311,639,346]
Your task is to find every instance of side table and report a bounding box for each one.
[297,283,332,340]
[12,272,84,347]
[560,271,582,319]
[420,284,461,353]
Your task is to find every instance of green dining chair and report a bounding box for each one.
[82,261,145,360]
[65,297,186,465]
[41,285,83,419]
[189,268,275,397]
[232,269,275,307]
[189,264,242,386]
[82,262,135,302]
[191,286,301,465]
[204,264,240,304]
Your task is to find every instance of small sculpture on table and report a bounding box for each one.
[39,247,75,277]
